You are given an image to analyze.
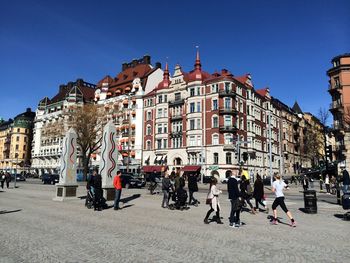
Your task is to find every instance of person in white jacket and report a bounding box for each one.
[204,177,223,224]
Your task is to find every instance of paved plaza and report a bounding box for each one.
[0,180,349,263]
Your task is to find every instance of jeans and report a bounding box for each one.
[343,184,349,194]
[230,199,240,224]
[162,190,169,207]
[114,189,122,209]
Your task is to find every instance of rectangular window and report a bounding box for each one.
[163,139,167,149]
[164,95,167,102]
[189,136,196,146]
[197,87,201,95]
[147,111,152,120]
[197,102,201,112]
[175,92,181,101]
[211,84,218,93]
[190,103,195,113]
[224,98,231,109]
[158,95,163,104]
[16,136,19,142]
[157,139,162,149]
[23,145,26,151]
[163,124,168,133]
[196,119,201,129]
[197,136,201,146]
[224,116,231,126]
[157,124,162,134]
[213,117,218,128]
[16,145,19,150]
[190,119,195,130]
[190,88,195,97]
[212,135,219,145]
[213,153,219,164]
[212,99,218,110]
[157,108,162,118]
[226,153,232,164]
[225,82,231,92]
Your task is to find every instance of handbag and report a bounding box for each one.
[206,198,212,205]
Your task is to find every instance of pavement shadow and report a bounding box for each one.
[0,209,22,215]
[78,195,87,200]
[334,213,350,221]
[121,204,134,210]
[120,194,141,204]
[298,208,318,214]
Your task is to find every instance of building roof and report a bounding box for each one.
[331,53,350,63]
[292,101,303,114]
[97,75,114,87]
[186,50,211,82]
[155,62,171,90]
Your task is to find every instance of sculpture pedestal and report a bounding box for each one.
[53,184,78,201]
[103,187,115,201]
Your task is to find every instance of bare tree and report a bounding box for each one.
[48,104,107,180]
[303,128,323,166]
[318,107,329,127]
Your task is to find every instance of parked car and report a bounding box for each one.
[42,174,59,185]
[120,173,146,189]
[11,174,26,181]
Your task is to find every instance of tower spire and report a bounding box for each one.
[163,61,169,80]
[194,46,201,70]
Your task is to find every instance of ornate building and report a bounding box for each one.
[94,55,163,173]
[31,79,96,175]
[0,108,35,173]
[328,54,350,169]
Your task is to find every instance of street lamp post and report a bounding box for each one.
[268,111,273,186]
[14,152,18,188]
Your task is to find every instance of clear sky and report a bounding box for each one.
[0,0,349,121]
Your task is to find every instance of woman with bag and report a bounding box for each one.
[240,175,255,214]
[204,177,223,224]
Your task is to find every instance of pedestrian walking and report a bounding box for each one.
[341,166,350,193]
[325,174,330,194]
[0,172,5,189]
[302,175,309,191]
[91,169,102,211]
[227,170,242,228]
[240,175,255,214]
[204,177,223,224]
[5,172,11,188]
[113,171,122,210]
[319,174,323,191]
[271,174,296,227]
[161,171,171,208]
[253,174,268,213]
[188,172,199,206]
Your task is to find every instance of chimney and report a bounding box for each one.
[143,55,151,64]
[122,62,128,71]
[67,82,73,88]
[26,108,31,113]
[155,62,162,69]
[132,59,138,67]
[76,78,84,86]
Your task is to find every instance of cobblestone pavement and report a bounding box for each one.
[0,181,349,263]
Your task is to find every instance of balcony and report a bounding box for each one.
[219,126,238,133]
[333,121,343,130]
[219,107,238,115]
[329,101,343,112]
[122,132,135,137]
[328,83,341,94]
[223,144,236,151]
[170,114,183,121]
[168,99,185,107]
[219,90,236,98]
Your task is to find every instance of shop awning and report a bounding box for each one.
[142,165,168,173]
[181,165,201,172]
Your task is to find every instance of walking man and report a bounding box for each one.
[271,174,296,227]
[188,172,199,205]
[227,170,241,228]
[161,171,171,208]
[113,171,122,210]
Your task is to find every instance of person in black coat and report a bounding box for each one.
[240,175,255,214]
[302,175,309,191]
[227,170,241,227]
[91,169,103,211]
[188,172,199,205]
[253,174,268,213]
[341,167,350,193]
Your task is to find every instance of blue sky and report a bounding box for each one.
[0,0,349,122]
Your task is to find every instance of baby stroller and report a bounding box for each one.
[169,188,189,210]
[85,188,94,209]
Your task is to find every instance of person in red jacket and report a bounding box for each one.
[113,171,122,210]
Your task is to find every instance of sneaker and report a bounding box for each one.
[229,223,234,227]
[271,219,278,225]
[291,221,297,227]
[234,223,240,228]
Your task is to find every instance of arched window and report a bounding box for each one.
[146,140,151,150]
[224,133,232,145]
[212,115,219,128]
[212,134,219,145]
[146,125,152,135]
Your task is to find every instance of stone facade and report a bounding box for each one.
[0,108,35,173]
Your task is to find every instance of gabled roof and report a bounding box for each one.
[256,88,268,98]
[97,75,114,87]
